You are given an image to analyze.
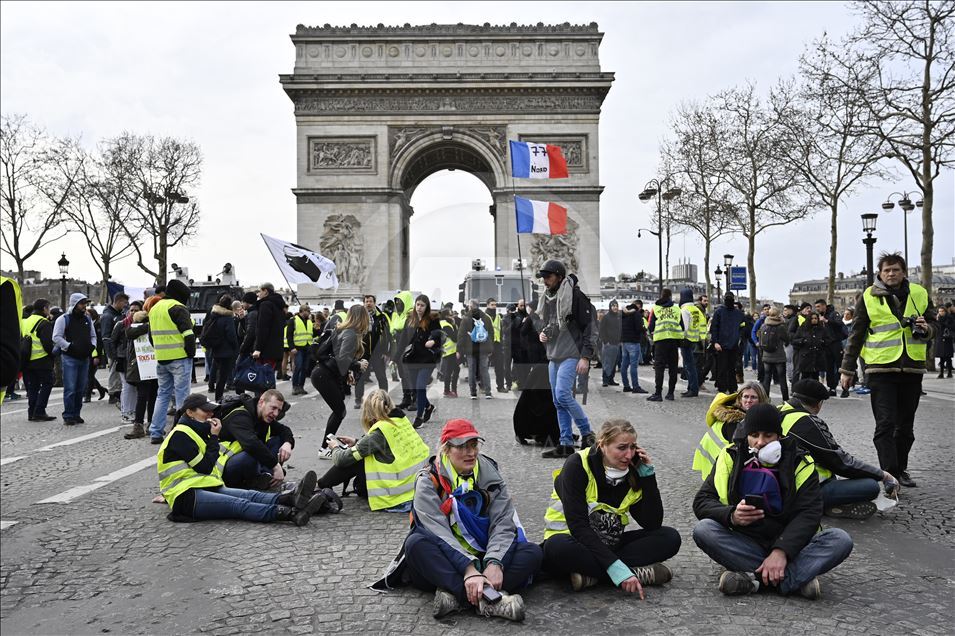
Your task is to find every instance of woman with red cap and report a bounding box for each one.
[374,419,542,622]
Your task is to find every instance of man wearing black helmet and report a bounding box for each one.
[536,260,597,459]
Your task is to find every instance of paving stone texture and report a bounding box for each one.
[1,368,953,635]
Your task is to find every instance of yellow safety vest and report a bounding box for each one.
[363,416,430,511]
[21,314,49,361]
[681,303,707,343]
[491,313,502,343]
[157,424,224,507]
[692,392,739,480]
[150,298,193,361]
[0,276,22,405]
[779,403,833,482]
[651,304,683,342]
[860,284,928,364]
[439,320,457,357]
[712,445,816,505]
[214,406,273,477]
[292,315,311,347]
[543,448,643,539]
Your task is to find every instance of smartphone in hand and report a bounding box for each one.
[743,494,765,510]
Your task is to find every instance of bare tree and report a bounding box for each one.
[63,142,142,302]
[820,1,955,297]
[663,100,738,300]
[109,133,202,286]
[0,114,82,282]
[711,83,815,308]
[772,41,892,305]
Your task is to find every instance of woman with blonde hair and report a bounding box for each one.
[316,389,429,512]
[692,381,769,480]
[312,304,370,459]
[541,419,680,596]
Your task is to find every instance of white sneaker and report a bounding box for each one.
[317,447,333,460]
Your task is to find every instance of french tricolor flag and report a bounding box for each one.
[509,141,569,179]
[515,195,568,235]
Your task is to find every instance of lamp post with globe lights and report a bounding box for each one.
[638,179,682,296]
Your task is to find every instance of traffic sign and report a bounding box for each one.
[730,266,747,291]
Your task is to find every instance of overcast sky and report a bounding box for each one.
[2,1,952,303]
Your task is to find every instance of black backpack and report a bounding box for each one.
[199,314,222,349]
[310,329,335,364]
[759,323,780,353]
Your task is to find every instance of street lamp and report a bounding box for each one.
[881,191,922,265]
[638,178,682,296]
[714,265,723,303]
[57,252,69,309]
[861,213,878,287]
[723,254,734,298]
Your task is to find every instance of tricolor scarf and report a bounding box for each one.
[434,456,527,555]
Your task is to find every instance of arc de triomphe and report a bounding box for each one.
[280,23,613,298]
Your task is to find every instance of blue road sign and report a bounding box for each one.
[730,266,747,291]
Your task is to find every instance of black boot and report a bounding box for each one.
[275,505,310,526]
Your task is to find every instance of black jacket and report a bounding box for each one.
[254,293,288,361]
[124,321,150,384]
[219,394,295,469]
[100,305,123,359]
[239,307,259,357]
[620,306,646,344]
[362,308,392,359]
[782,402,883,481]
[403,314,443,366]
[553,448,663,570]
[203,304,239,360]
[598,310,622,346]
[520,314,547,364]
[163,416,221,518]
[457,311,496,356]
[792,322,830,374]
[693,437,822,558]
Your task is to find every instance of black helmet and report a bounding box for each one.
[537,259,566,279]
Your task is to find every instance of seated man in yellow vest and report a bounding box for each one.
[158,393,327,525]
[781,379,899,520]
[692,404,853,600]
[216,389,297,491]
[316,389,426,512]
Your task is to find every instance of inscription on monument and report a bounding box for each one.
[308,137,377,173]
[295,93,604,116]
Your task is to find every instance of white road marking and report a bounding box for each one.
[37,456,157,504]
[35,426,124,452]
[1,408,28,415]
[0,456,28,466]
[923,392,955,403]
[0,520,19,530]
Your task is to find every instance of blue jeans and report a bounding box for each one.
[601,344,620,384]
[820,477,880,507]
[291,349,309,388]
[150,358,193,439]
[411,365,434,418]
[743,341,758,370]
[549,358,592,447]
[692,519,853,594]
[192,486,280,522]
[620,343,643,390]
[681,344,699,393]
[222,436,284,488]
[61,355,90,420]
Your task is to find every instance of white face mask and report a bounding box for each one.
[604,466,629,485]
[750,440,782,465]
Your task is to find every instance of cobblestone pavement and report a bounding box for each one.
[1,368,953,635]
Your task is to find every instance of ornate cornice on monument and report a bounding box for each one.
[293,22,602,38]
[287,88,608,116]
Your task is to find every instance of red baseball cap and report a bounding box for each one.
[440,419,485,446]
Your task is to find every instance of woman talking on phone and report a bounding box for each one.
[541,419,681,596]
[312,305,369,459]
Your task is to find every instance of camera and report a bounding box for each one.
[542,323,559,340]
[902,316,928,339]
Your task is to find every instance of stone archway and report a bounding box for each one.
[280,23,613,298]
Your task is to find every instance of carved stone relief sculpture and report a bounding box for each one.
[309,137,376,173]
[320,214,366,287]
[530,216,580,274]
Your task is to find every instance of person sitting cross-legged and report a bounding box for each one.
[692,403,854,600]
[540,419,681,596]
